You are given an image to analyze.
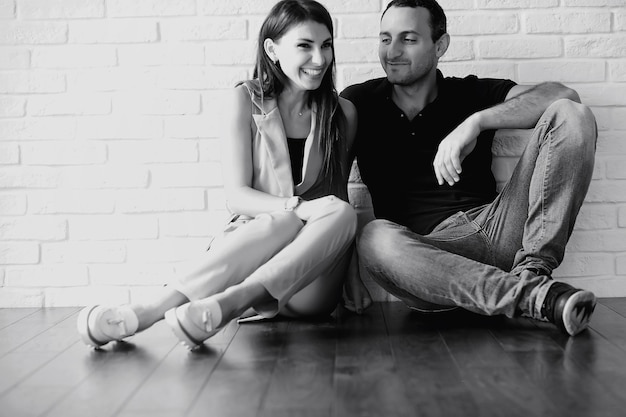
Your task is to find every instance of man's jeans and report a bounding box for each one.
[358,99,597,320]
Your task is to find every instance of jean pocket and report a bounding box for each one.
[429,211,481,242]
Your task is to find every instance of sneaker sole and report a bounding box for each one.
[561,291,596,336]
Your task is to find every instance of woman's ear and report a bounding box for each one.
[263,38,278,63]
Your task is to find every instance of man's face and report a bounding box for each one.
[378,6,440,86]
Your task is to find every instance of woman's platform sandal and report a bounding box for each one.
[77,305,139,348]
[164,300,224,351]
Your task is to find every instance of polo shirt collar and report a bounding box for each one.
[379,69,446,100]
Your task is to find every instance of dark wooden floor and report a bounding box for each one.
[1,299,626,417]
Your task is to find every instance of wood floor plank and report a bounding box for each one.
[118,320,237,416]
[587,303,626,351]
[535,307,626,414]
[44,319,178,417]
[0,308,80,395]
[0,351,59,397]
[0,308,78,358]
[0,309,87,416]
[0,308,39,330]
[381,303,480,417]
[599,297,626,318]
[1,300,626,417]
[333,303,414,417]
[258,318,336,417]
[490,322,625,417]
[508,349,623,417]
[0,385,71,417]
[186,319,290,417]
[441,313,559,417]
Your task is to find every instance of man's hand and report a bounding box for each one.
[342,250,372,314]
[433,114,481,186]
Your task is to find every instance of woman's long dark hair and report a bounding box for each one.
[253,0,348,190]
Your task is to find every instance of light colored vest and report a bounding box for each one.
[241,80,348,202]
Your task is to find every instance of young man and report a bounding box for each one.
[341,0,598,335]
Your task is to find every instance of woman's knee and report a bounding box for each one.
[319,195,358,236]
[253,210,303,238]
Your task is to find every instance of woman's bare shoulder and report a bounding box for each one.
[220,83,255,122]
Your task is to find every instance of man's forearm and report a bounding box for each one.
[475,82,580,132]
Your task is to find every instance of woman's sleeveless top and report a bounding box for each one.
[240,80,349,202]
[286,137,306,185]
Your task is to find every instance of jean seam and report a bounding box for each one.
[534,279,556,319]
[531,127,553,254]
[431,229,481,243]
[431,212,484,243]
[472,220,497,266]
[364,251,459,308]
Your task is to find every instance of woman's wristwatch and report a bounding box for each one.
[284,196,302,211]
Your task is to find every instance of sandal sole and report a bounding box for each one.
[76,305,106,348]
[164,308,204,350]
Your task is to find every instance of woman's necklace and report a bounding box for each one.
[278,98,308,119]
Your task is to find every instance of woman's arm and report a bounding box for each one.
[220,85,292,217]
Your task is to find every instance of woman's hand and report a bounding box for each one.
[293,195,338,222]
[342,249,372,314]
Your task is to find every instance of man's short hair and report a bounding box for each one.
[383,0,447,42]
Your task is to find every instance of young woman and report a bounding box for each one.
[77,0,363,350]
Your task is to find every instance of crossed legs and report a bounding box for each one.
[78,196,357,348]
[359,99,597,327]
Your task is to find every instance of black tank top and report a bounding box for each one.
[287,137,306,184]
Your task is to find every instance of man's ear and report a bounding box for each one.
[264,38,278,63]
[435,33,450,59]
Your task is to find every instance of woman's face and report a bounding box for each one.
[265,20,333,92]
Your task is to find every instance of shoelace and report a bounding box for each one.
[201,309,214,333]
[106,317,128,336]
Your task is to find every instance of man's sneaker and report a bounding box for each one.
[541,282,596,336]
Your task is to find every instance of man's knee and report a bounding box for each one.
[549,98,592,120]
[549,98,597,145]
[357,219,401,265]
[358,219,391,246]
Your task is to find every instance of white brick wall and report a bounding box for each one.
[0,0,625,306]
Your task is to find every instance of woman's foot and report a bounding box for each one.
[77,305,139,348]
[165,299,224,350]
[165,282,272,350]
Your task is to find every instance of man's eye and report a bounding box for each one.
[380,38,391,44]
[405,38,416,43]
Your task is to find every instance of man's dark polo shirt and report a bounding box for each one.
[341,71,516,235]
